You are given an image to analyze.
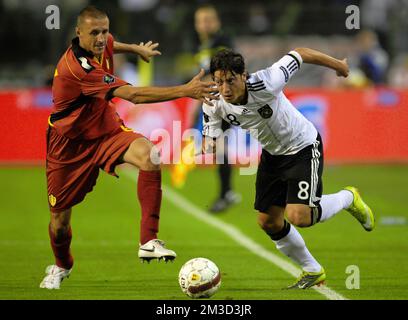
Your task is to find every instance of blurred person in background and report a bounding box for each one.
[389,54,408,87]
[361,0,394,55]
[40,5,218,290]
[172,4,241,213]
[114,53,140,86]
[348,29,389,87]
[357,29,389,84]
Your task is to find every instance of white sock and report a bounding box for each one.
[319,190,353,222]
[274,226,321,272]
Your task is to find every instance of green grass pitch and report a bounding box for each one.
[0,164,407,300]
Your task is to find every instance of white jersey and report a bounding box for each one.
[202,51,318,155]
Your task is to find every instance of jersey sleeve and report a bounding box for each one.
[106,33,114,57]
[255,50,303,95]
[202,102,223,138]
[81,67,129,100]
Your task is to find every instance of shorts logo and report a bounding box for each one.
[103,74,115,84]
[257,104,273,119]
[48,194,57,207]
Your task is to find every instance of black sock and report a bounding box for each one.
[310,204,322,226]
[266,220,291,241]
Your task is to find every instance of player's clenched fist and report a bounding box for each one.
[336,58,349,77]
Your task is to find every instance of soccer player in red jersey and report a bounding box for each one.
[40,5,218,289]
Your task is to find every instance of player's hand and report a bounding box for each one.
[135,41,161,62]
[185,69,219,106]
[336,58,349,77]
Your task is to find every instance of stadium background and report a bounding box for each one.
[0,0,407,301]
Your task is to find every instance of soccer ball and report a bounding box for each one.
[178,257,221,299]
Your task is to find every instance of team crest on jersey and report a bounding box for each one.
[48,194,57,207]
[257,104,273,118]
[103,74,115,84]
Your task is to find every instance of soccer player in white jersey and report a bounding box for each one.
[201,49,375,289]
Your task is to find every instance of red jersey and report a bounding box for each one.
[50,34,129,140]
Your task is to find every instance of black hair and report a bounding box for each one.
[210,49,246,76]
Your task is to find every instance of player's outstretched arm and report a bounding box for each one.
[113,69,219,105]
[113,40,161,62]
[294,47,349,77]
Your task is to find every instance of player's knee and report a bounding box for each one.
[147,145,161,169]
[54,226,70,241]
[286,207,310,228]
[138,146,160,171]
[50,211,71,241]
[257,213,284,233]
[126,139,160,171]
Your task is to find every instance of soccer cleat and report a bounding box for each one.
[286,268,326,289]
[344,186,375,231]
[209,190,242,213]
[138,239,177,262]
[39,265,71,289]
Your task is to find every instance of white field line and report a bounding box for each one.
[123,170,347,300]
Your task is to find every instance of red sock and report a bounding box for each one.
[49,224,74,269]
[137,170,162,245]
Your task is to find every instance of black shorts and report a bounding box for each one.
[254,134,324,212]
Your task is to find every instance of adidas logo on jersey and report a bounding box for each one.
[241,108,250,115]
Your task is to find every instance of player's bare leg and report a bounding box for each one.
[258,205,325,289]
[257,206,285,235]
[40,209,73,289]
[282,188,373,288]
[286,203,314,227]
[122,137,176,262]
[286,190,372,230]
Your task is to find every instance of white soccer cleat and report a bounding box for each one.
[39,265,71,289]
[138,239,177,263]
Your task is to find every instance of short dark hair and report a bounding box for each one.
[77,5,108,26]
[210,49,245,76]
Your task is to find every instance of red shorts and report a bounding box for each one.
[46,126,144,213]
